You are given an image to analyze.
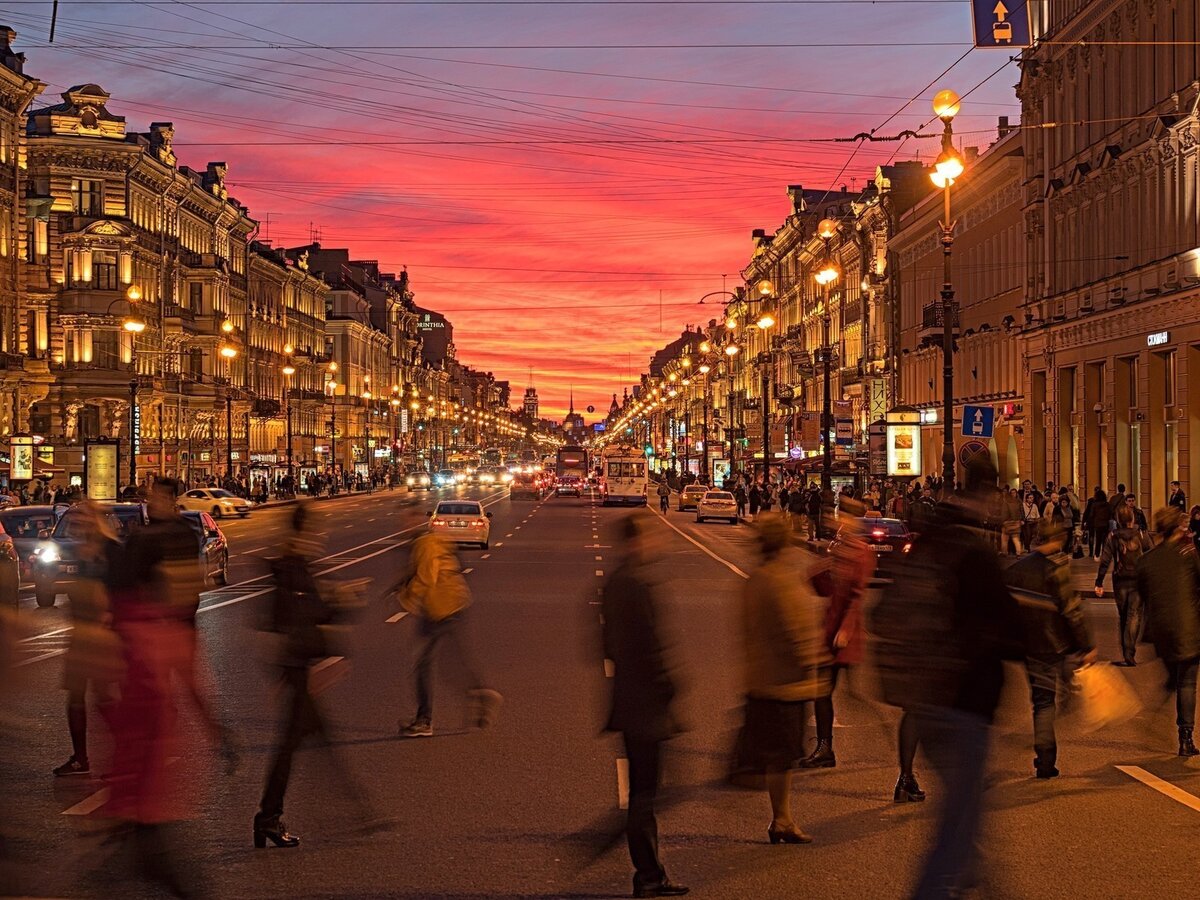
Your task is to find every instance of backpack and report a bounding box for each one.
[1113,531,1146,578]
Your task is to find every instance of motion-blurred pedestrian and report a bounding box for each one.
[739,514,829,844]
[1006,518,1095,778]
[1095,505,1150,666]
[1135,507,1200,756]
[600,515,688,898]
[393,530,502,737]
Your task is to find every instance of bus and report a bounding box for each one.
[599,445,648,507]
[555,445,589,495]
[482,447,503,468]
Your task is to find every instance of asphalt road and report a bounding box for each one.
[2,488,1198,899]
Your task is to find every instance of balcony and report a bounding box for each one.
[253,398,282,418]
[838,361,865,386]
[919,301,959,346]
[180,251,228,271]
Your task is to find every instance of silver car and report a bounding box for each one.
[427,500,493,549]
[696,490,739,525]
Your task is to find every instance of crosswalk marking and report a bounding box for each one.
[1117,766,1200,813]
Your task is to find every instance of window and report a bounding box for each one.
[70,179,103,216]
[92,250,118,291]
[1127,356,1139,409]
[1164,350,1177,408]
[188,282,203,311]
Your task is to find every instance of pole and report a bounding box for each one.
[761,361,770,485]
[702,387,709,483]
[728,372,736,474]
[941,184,955,495]
[128,378,137,490]
[822,294,833,493]
[225,390,233,482]
[285,393,294,485]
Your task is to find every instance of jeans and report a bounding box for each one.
[910,705,990,900]
[1170,658,1200,729]
[258,666,326,824]
[1112,579,1143,665]
[623,734,666,887]
[413,613,482,724]
[1026,655,1072,771]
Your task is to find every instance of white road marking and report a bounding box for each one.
[386,611,409,623]
[505,533,513,537]
[495,542,504,547]
[462,567,475,575]
[310,655,345,675]
[481,553,491,559]
[242,546,269,555]
[1117,766,1200,813]
[595,555,603,561]
[62,786,110,816]
[595,570,604,577]
[14,649,67,668]
[616,758,629,810]
[651,508,749,579]
[603,658,615,678]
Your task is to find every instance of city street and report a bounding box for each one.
[3,488,1199,899]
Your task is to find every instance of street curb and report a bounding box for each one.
[252,488,415,511]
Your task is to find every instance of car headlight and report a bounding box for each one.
[406,477,415,485]
[35,544,59,564]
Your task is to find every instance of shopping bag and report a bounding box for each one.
[1072,663,1141,732]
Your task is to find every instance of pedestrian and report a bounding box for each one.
[1169,480,1188,513]
[1088,489,1111,557]
[802,501,870,769]
[1095,505,1151,666]
[748,482,761,520]
[1020,490,1042,551]
[1006,519,1095,778]
[733,483,747,519]
[394,530,502,737]
[1135,507,1200,756]
[738,514,829,844]
[656,479,670,514]
[52,502,123,777]
[1189,505,1200,554]
[872,458,1024,898]
[600,515,688,898]
[806,485,821,540]
[1001,486,1023,556]
[1125,494,1148,532]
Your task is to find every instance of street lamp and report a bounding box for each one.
[107,288,146,489]
[282,359,296,487]
[930,87,965,495]
[815,218,840,494]
[220,343,238,482]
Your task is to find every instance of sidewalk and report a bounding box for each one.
[252,485,409,511]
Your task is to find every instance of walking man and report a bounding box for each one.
[601,516,688,898]
[1095,505,1151,666]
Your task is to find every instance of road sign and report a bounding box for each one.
[961,405,995,438]
[959,439,990,469]
[835,419,854,446]
[971,0,1030,49]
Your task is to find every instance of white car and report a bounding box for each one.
[427,500,493,549]
[696,490,739,525]
[178,488,252,518]
[405,470,432,491]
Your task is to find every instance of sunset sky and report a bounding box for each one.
[4,0,1021,418]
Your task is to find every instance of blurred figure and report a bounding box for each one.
[601,515,688,898]
[873,459,1023,899]
[656,479,670,514]
[1006,519,1095,778]
[53,502,123,777]
[1087,489,1111,557]
[802,500,870,769]
[1135,507,1200,756]
[740,514,829,844]
[394,530,502,737]
[1169,480,1188,513]
[1095,505,1151,666]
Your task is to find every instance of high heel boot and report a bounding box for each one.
[893,772,926,802]
[1179,727,1199,757]
[253,818,300,848]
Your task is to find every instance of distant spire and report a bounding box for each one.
[569,385,574,414]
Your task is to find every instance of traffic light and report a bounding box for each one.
[643,444,654,457]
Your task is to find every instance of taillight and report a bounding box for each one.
[475,518,486,526]
[872,529,886,539]
[902,543,912,553]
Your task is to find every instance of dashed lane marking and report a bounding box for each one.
[495,542,504,547]
[616,758,629,810]
[604,658,615,678]
[463,567,475,575]
[386,611,409,623]
[650,507,749,579]
[1117,766,1200,813]
[595,569,604,577]
[505,533,514,537]
[595,556,603,561]
[62,787,111,817]
[481,553,491,559]
[310,655,345,675]
[242,546,269,555]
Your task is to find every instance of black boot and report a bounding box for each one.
[799,739,836,769]
[1179,727,1199,757]
[253,816,300,848]
[893,773,926,802]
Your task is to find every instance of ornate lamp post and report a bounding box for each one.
[930,88,966,494]
[219,342,238,482]
[108,288,146,489]
[815,218,840,493]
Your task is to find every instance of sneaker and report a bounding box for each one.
[399,720,433,738]
[53,756,91,777]
[469,689,504,729]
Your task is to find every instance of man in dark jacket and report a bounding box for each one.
[601,515,687,898]
[1136,507,1200,756]
[1095,505,1151,665]
[1007,519,1095,778]
[1169,481,1188,513]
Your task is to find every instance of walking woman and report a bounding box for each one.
[739,515,829,844]
[748,482,762,520]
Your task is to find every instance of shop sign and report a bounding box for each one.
[37,445,54,463]
[9,435,33,481]
[1147,330,1170,347]
[885,408,923,478]
[85,441,119,501]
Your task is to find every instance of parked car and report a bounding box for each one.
[178,488,252,518]
[180,510,230,586]
[31,502,149,608]
[0,505,59,580]
[427,500,493,549]
[695,490,739,525]
[677,484,708,512]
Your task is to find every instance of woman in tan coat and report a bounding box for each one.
[740,514,830,843]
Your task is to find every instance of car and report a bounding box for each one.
[696,490,739,524]
[830,516,913,570]
[0,527,18,609]
[178,487,252,518]
[31,503,150,607]
[180,510,230,586]
[405,468,432,491]
[509,472,545,501]
[0,505,59,580]
[556,475,583,497]
[427,500,493,549]
[434,469,457,488]
[677,484,708,511]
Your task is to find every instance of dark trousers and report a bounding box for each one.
[414,613,481,724]
[1026,654,1072,771]
[258,666,324,825]
[1089,528,1103,558]
[623,734,665,887]
[911,706,990,900]
[1168,658,1200,729]
[1112,579,1143,665]
[813,665,843,742]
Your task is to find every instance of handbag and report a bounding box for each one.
[1072,663,1141,732]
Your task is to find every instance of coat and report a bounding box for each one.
[742,549,830,701]
[824,535,873,665]
[1088,500,1112,530]
[601,559,679,742]
[399,532,470,622]
[1136,539,1200,663]
[1005,550,1092,658]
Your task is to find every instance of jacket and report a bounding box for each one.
[399,532,470,622]
[267,547,337,667]
[824,535,872,665]
[601,559,679,741]
[742,549,830,701]
[1005,550,1091,658]
[1136,538,1200,663]
[1096,527,1150,585]
[1088,500,1112,530]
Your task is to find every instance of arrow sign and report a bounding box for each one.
[970,0,1030,48]
[961,405,995,439]
[993,1,1008,22]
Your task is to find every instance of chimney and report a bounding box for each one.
[0,26,24,74]
[998,115,1014,138]
[787,185,806,214]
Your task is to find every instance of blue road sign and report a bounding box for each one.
[971,0,1031,49]
[962,405,995,439]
